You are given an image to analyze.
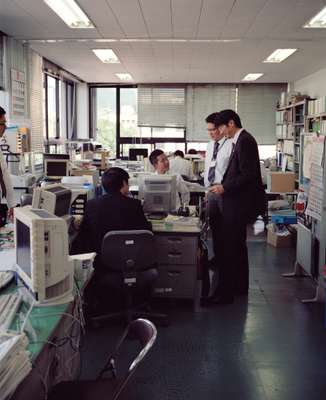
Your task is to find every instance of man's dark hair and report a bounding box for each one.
[0,107,6,117]
[102,167,129,193]
[205,112,219,126]
[149,149,164,166]
[188,149,198,155]
[214,109,242,128]
[174,150,184,158]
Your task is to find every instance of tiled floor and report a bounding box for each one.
[81,228,326,400]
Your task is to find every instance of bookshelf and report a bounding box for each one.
[275,100,308,189]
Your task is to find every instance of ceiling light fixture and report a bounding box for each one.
[92,49,120,63]
[242,73,264,82]
[263,49,297,63]
[44,0,94,29]
[304,6,326,28]
[116,73,133,81]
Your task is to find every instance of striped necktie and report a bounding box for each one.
[208,141,220,185]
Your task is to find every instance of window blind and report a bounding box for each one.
[186,84,237,141]
[138,85,185,128]
[237,84,286,145]
[28,50,44,152]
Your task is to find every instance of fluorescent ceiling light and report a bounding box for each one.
[93,39,117,42]
[44,0,94,29]
[304,6,326,28]
[242,73,263,82]
[264,49,297,63]
[92,49,120,64]
[116,73,133,81]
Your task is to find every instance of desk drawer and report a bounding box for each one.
[153,264,197,299]
[155,236,198,265]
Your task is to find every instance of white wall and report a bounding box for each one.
[294,67,326,98]
[76,83,89,139]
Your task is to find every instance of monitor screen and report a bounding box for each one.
[16,220,31,278]
[129,148,148,161]
[46,161,68,177]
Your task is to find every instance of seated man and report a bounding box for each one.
[169,150,194,180]
[149,149,190,210]
[71,167,151,269]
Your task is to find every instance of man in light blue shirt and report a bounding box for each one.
[202,112,232,305]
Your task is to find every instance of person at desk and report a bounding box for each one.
[71,167,151,269]
[169,150,194,180]
[149,149,190,210]
[0,107,15,226]
[208,110,265,304]
[202,112,233,304]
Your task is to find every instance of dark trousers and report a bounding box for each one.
[207,193,224,296]
[208,193,249,298]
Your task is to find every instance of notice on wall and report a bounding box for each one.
[302,135,313,179]
[311,134,325,167]
[306,184,323,221]
[306,159,324,221]
[11,69,25,118]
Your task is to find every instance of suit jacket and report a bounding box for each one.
[71,192,151,272]
[222,130,265,224]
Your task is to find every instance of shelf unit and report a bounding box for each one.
[276,100,308,189]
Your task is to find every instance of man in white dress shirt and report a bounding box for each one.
[202,112,233,304]
[149,149,190,209]
[0,107,15,225]
[169,150,194,180]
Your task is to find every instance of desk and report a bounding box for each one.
[150,217,201,304]
[0,248,82,400]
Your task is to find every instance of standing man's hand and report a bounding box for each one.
[7,207,14,222]
[209,184,225,194]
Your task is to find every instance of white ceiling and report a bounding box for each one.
[1,0,326,83]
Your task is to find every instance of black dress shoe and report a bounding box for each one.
[211,295,234,305]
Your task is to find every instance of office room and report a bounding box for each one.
[1,0,326,399]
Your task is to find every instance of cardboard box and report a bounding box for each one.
[267,172,295,193]
[267,225,293,248]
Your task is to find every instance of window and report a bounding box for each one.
[45,75,60,139]
[91,87,117,155]
[89,86,186,158]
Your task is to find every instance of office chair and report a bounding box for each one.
[48,318,157,400]
[20,193,33,207]
[92,230,167,326]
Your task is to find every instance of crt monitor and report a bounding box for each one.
[138,174,177,215]
[14,207,73,305]
[129,148,148,161]
[32,184,72,217]
[44,153,70,179]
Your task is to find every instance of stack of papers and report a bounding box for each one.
[0,333,31,400]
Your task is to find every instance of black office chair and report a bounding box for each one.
[48,318,157,400]
[92,230,167,326]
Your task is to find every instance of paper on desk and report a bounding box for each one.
[165,215,199,226]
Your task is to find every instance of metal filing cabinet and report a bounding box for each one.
[153,233,198,300]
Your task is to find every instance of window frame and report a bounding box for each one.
[44,73,60,140]
[89,85,186,158]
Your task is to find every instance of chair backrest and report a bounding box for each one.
[99,318,157,400]
[101,230,156,273]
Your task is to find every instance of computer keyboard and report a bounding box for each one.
[0,294,22,331]
[0,272,14,290]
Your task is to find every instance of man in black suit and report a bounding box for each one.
[208,110,265,304]
[71,167,152,315]
[71,167,151,271]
